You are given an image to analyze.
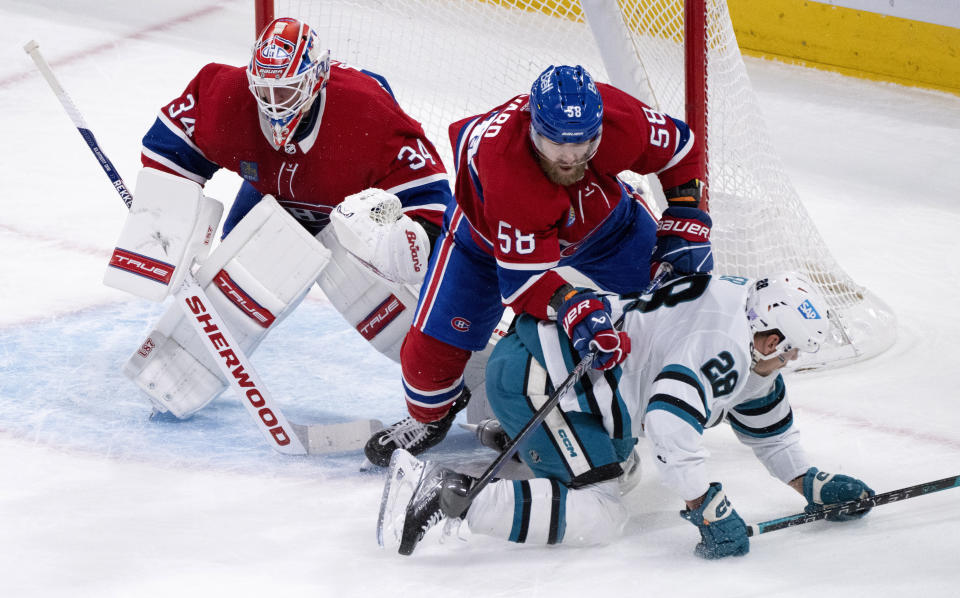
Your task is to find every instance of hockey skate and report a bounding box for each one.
[377,449,474,555]
[364,388,470,467]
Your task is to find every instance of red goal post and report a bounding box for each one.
[252,0,895,370]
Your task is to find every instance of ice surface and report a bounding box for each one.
[1,1,958,596]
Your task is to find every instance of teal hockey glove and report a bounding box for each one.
[680,482,749,559]
[802,467,875,521]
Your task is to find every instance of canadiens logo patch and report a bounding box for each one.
[260,43,292,60]
[240,161,259,182]
[451,317,471,332]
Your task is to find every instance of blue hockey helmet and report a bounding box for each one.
[529,65,603,145]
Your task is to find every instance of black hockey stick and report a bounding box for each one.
[443,266,673,518]
[747,473,960,536]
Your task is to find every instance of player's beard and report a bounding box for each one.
[538,155,587,186]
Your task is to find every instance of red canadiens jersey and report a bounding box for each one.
[141,61,451,233]
[448,82,703,316]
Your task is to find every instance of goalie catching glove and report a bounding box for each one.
[330,188,429,285]
[556,289,630,371]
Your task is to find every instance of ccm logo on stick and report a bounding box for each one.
[184,294,292,447]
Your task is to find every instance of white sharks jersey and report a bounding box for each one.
[534,275,811,501]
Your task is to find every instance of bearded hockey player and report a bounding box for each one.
[365,64,712,467]
[103,17,453,420]
[380,273,874,557]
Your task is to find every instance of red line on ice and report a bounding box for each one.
[0,4,226,89]
[797,405,960,452]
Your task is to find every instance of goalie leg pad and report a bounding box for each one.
[315,225,419,362]
[125,196,331,418]
[104,167,223,302]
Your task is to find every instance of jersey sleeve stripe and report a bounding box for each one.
[500,271,549,305]
[156,112,207,157]
[142,115,218,182]
[496,258,561,271]
[727,410,794,438]
[646,394,706,434]
[385,173,451,195]
[453,115,483,173]
[141,148,208,185]
[733,374,786,416]
[400,203,448,220]
[656,127,695,174]
[654,365,710,419]
[668,116,692,156]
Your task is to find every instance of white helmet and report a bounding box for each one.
[746,272,830,360]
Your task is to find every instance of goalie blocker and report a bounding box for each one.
[124,187,422,419]
[104,168,222,301]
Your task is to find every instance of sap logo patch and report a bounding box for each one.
[240,161,259,182]
[797,299,822,320]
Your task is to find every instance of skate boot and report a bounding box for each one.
[399,464,474,556]
[364,388,470,467]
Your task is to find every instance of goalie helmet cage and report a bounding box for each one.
[253,0,896,369]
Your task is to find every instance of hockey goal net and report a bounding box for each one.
[255,0,896,369]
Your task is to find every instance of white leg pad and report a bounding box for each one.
[124,196,331,418]
[315,225,418,362]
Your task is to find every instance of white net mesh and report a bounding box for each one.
[271,0,895,368]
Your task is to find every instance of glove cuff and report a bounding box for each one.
[802,466,826,505]
[681,482,733,525]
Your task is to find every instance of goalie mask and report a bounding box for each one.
[528,65,603,167]
[746,272,830,362]
[248,17,331,148]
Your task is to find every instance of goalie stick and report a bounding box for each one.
[747,473,960,537]
[441,266,673,519]
[24,39,381,456]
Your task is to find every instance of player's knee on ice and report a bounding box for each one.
[467,478,627,546]
[478,332,629,546]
